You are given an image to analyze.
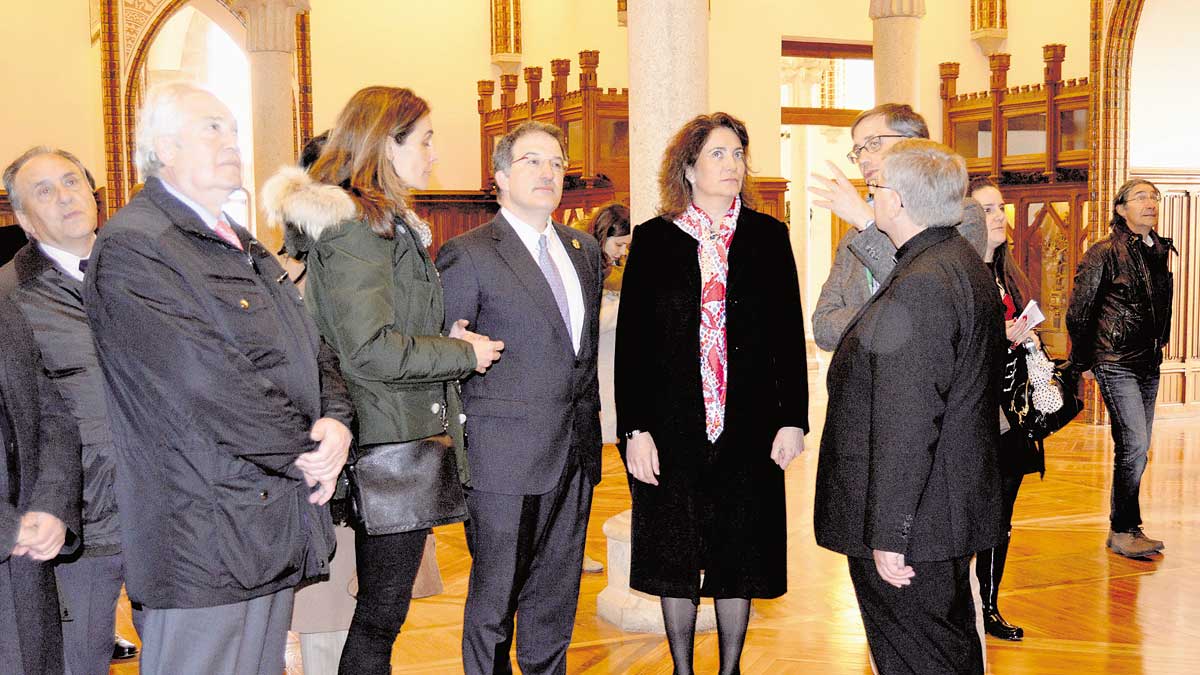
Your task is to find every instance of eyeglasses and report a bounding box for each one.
[847,134,909,164]
[867,182,904,208]
[512,153,566,174]
[1123,192,1161,204]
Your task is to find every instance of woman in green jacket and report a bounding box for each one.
[263,86,503,673]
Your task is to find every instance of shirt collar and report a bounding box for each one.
[501,206,556,255]
[37,241,88,282]
[159,179,224,232]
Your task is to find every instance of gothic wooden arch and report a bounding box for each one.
[1088,0,1145,240]
[100,0,312,215]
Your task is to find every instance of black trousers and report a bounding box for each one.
[847,554,983,675]
[461,460,593,675]
[337,526,428,674]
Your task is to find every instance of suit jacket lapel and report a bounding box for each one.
[489,213,573,347]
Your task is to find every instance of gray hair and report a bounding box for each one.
[3,146,96,212]
[491,121,568,176]
[135,81,213,180]
[880,139,967,229]
[852,103,929,140]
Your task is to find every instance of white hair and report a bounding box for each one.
[135,81,214,181]
[880,139,967,229]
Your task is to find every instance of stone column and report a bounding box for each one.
[869,0,926,107]
[626,0,708,225]
[233,0,309,253]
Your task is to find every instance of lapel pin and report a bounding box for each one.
[571,238,581,250]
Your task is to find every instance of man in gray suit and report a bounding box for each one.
[808,103,987,351]
[437,121,603,675]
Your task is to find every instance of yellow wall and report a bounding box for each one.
[0,1,1094,194]
[918,0,1091,141]
[0,0,104,184]
[1129,0,1200,168]
[309,0,493,191]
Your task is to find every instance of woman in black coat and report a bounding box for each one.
[970,177,1043,641]
[615,112,808,675]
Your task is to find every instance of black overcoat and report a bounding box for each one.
[814,226,1007,562]
[614,208,809,600]
[83,177,354,609]
[0,243,122,555]
[0,296,82,674]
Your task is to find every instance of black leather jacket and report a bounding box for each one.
[1066,221,1176,370]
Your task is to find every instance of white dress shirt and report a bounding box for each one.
[38,241,87,282]
[160,179,234,236]
[500,206,585,354]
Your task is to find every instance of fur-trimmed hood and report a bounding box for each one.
[261,166,358,258]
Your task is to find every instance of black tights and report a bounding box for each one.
[661,596,751,675]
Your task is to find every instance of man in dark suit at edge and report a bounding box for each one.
[437,121,603,675]
[814,139,1006,675]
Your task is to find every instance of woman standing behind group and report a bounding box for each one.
[970,176,1041,642]
[265,86,503,673]
[615,112,808,675]
[590,202,631,447]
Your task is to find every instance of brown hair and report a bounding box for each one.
[586,201,631,277]
[492,120,567,175]
[851,103,929,139]
[967,177,1034,309]
[308,86,430,238]
[657,112,755,220]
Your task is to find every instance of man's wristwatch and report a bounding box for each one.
[624,429,645,440]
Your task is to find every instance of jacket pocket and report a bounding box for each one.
[206,280,286,367]
[211,467,303,590]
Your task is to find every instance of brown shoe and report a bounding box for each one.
[1130,527,1165,552]
[1107,529,1163,558]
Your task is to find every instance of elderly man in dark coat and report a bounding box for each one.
[814,139,1006,675]
[0,295,82,675]
[83,82,353,674]
[1,145,142,672]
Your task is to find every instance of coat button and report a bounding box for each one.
[458,413,467,424]
[239,298,250,309]
[259,490,269,501]
[430,402,441,414]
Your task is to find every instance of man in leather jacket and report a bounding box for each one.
[1066,178,1176,559]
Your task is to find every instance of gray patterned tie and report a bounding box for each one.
[538,232,573,341]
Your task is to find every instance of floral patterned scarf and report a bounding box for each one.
[674,196,740,442]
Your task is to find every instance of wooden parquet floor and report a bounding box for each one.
[110,369,1200,674]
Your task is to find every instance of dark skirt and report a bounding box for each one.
[624,432,787,601]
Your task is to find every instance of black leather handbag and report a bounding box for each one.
[347,433,468,535]
[1002,340,1084,443]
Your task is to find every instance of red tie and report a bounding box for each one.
[214,217,243,251]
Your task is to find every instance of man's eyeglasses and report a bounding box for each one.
[512,153,566,174]
[847,134,909,164]
[867,182,904,208]
[1123,192,1161,204]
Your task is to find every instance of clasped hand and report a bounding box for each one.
[11,511,67,561]
[450,319,505,373]
[294,417,352,505]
